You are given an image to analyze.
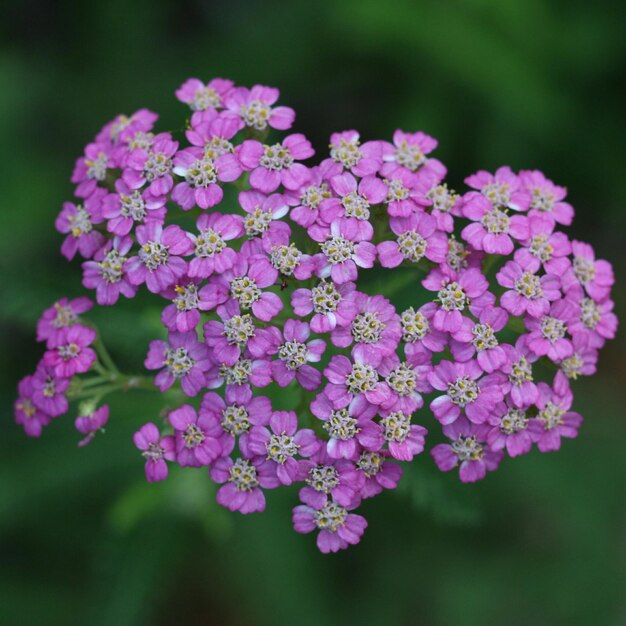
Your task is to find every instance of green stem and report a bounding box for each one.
[93,336,120,375]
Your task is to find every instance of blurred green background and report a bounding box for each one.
[1,1,625,625]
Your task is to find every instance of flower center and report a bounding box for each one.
[400,308,429,342]
[228,458,259,491]
[573,256,596,285]
[385,362,417,396]
[195,227,226,257]
[356,451,382,477]
[481,182,510,207]
[173,284,200,312]
[320,236,355,264]
[560,353,584,379]
[500,408,528,434]
[185,156,218,187]
[323,408,360,440]
[447,376,479,407]
[447,238,470,272]
[119,191,147,221]
[52,303,77,329]
[164,347,195,378]
[204,137,234,161]
[17,399,37,418]
[397,230,428,263]
[481,207,510,234]
[580,298,601,330]
[97,249,126,284]
[266,433,299,464]
[223,314,256,346]
[42,377,56,397]
[142,442,165,462]
[345,362,378,394]
[58,343,80,361]
[260,143,293,170]
[341,192,370,219]
[243,207,273,237]
[270,244,302,275]
[182,423,205,448]
[537,402,565,430]
[330,138,362,169]
[221,404,250,436]
[452,435,484,461]
[192,86,221,111]
[300,183,331,209]
[509,357,533,385]
[240,100,271,130]
[437,282,467,311]
[68,205,94,238]
[529,234,554,262]
[395,140,425,171]
[128,131,154,151]
[386,179,410,202]
[514,271,543,299]
[311,281,342,314]
[85,152,108,181]
[314,502,347,532]
[427,184,459,212]
[306,465,340,492]
[219,359,252,385]
[471,323,498,351]
[351,312,385,344]
[381,411,412,443]
[143,151,172,181]
[540,316,567,342]
[229,276,262,309]
[139,241,169,271]
[278,340,308,370]
[531,187,555,212]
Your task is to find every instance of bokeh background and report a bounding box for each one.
[1,1,625,625]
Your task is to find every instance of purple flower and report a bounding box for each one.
[211,456,280,514]
[200,253,283,322]
[172,148,242,210]
[133,422,176,482]
[293,500,367,553]
[291,280,358,334]
[175,77,234,111]
[31,364,70,417]
[185,111,242,156]
[498,336,540,409]
[43,324,96,378]
[248,410,319,485]
[161,277,214,332]
[37,297,93,345]
[123,132,178,196]
[378,408,428,461]
[399,303,447,361]
[321,130,383,178]
[431,418,503,483]
[96,109,158,149]
[168,404,222,467]
[354,450,403,499]
[239,134,314,194]
[311,391,383,459]
[75,404,110,447]
[486,401,532,458]
[461,191,529,255]
[205,353,273,391]
[82,236,137,306]
[380,129,446,181]
[238,190,290,243]
[270,320,325,390]
[187,212,243,279]
[14,376,51,437]
[519,169,574,225]
[330,293,401,367]
[554,333,597,393]
[286,167,332,228]
[378,212,448,268]
[55,200,105,260]
[428,359,502,425]
[465,166,531,212]
[422,182,462,232]
[513,213,571,274]
[497,258,561,318]
[377,353,432,414]
[145,331,211,396]
[524,299,577,362]
[200,385,271,458]
[71,142,113,198]
[101,178,166,236]
[224,84,295,131]
[562,240,614,301]
[381,168,429,217]
[316,220,377,285]
[528,383,583,452]
[565,283,617,349]
[126,223,192,294]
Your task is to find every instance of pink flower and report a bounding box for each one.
[487,401,532,458]
[519,169,574,225]
[122,132,178,196]
[524,299,577,362]
[224,84,295,131]
[71,142,114,198]
[239,134,314,193]
[43,324,96,378]
[160,277,214,332]
[562,240,614,301]
[31,364,70,417]
[133,422,176,482]
[14,376,52,438]
[354,451,403,499]
[465,166,531,212]
[380,129,446,182]
[378,408,428,462]
[75,405,109,447]
[321,130,383,178]
[175,77,234,111]
[565,283,617,349]
[168,404,222,467]
[285,167,332,228]
[55,200,105,261]
[37,297,93,345]
[514,213,571,274]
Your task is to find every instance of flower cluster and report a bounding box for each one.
[15,78,617,553]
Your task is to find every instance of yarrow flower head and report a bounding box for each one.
[15,76,617,554]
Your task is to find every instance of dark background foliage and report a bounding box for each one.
[1,1,625,625]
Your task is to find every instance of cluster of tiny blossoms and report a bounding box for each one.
[15,77,617,553]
